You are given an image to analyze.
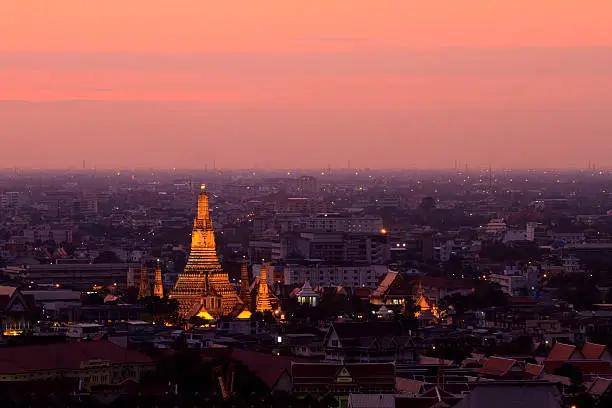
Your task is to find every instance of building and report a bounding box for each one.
[1,263,139,291]
[0,341,154,390]
[0,192,23,209]
[296,281,320,306]
[485,219,507,237]
[275,197,328,214]
[0,286,36,336]
[255,262,275,313]
[288,362,396,404]
[369,271,413,306]
[137,264,151,299]
[295,176,318,195]
[248,240,282,262]
[239,258,252,308]
[282,262,388,288]
[153,265,164,298]
[169,185,243,318]
[453,383,562,408]
[323,321,416,363]
[21,288,81,320]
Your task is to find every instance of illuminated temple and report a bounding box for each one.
[169,185,243,318]
[255,262,274,312]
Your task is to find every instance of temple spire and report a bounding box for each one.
[138,264,151,299]
[196,184,211,222]
[169,186,243,318]
[255,261,273,312]
[154,262,164,298]
[239,257,252,308]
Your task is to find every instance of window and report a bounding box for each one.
[331,340,338,347]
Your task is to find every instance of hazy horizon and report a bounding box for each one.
[3,2,612,169]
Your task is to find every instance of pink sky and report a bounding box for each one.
[2,1,612,169]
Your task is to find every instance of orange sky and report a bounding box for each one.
[2,1,612,169]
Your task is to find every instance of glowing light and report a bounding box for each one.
[380,228,387,234]
[201,184,206,191]
[236,310,252,319]
[196,310,214,320]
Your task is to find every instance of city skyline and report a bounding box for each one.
[2,1,612,169]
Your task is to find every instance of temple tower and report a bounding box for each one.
[138,264,151,299]
[239,257,252,308]
[169,184,242,318]
[255,261,274,313]
[154,264,164,298]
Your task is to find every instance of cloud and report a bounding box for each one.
[298,36,368,42]
[1,47,612,77]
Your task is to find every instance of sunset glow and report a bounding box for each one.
[2,1,612,169]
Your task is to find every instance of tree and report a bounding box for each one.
[82,292,104,305]
[552,274,601,310]
[122,286,139,304]
[93,250,121,263]
[555,362,583,385]
[320,394,339,408]
[145,296,178,324]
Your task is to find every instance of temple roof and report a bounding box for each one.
[236,309,252,319]
[297,281,319,297]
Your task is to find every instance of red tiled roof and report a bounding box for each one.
[0,341,152,374]
[544,360,612,376]
[507,297,538,305]
[353,287,372,298]
[395,377,426,394]
[581,342,608,360]
[476,356,517,377]
[228,348,293,388]
[587,377,612,396]
[546,343,582,361]
[418,355,454,366]
[540,374,572,386]
[525,363,545,377]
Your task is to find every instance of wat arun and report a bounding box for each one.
[169,185,243,318]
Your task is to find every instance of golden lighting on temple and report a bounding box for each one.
[196,310,215,320]
[169,185,243,319]
[2,329,23,337]
[255,262,275,313]
[236,310,252,319]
